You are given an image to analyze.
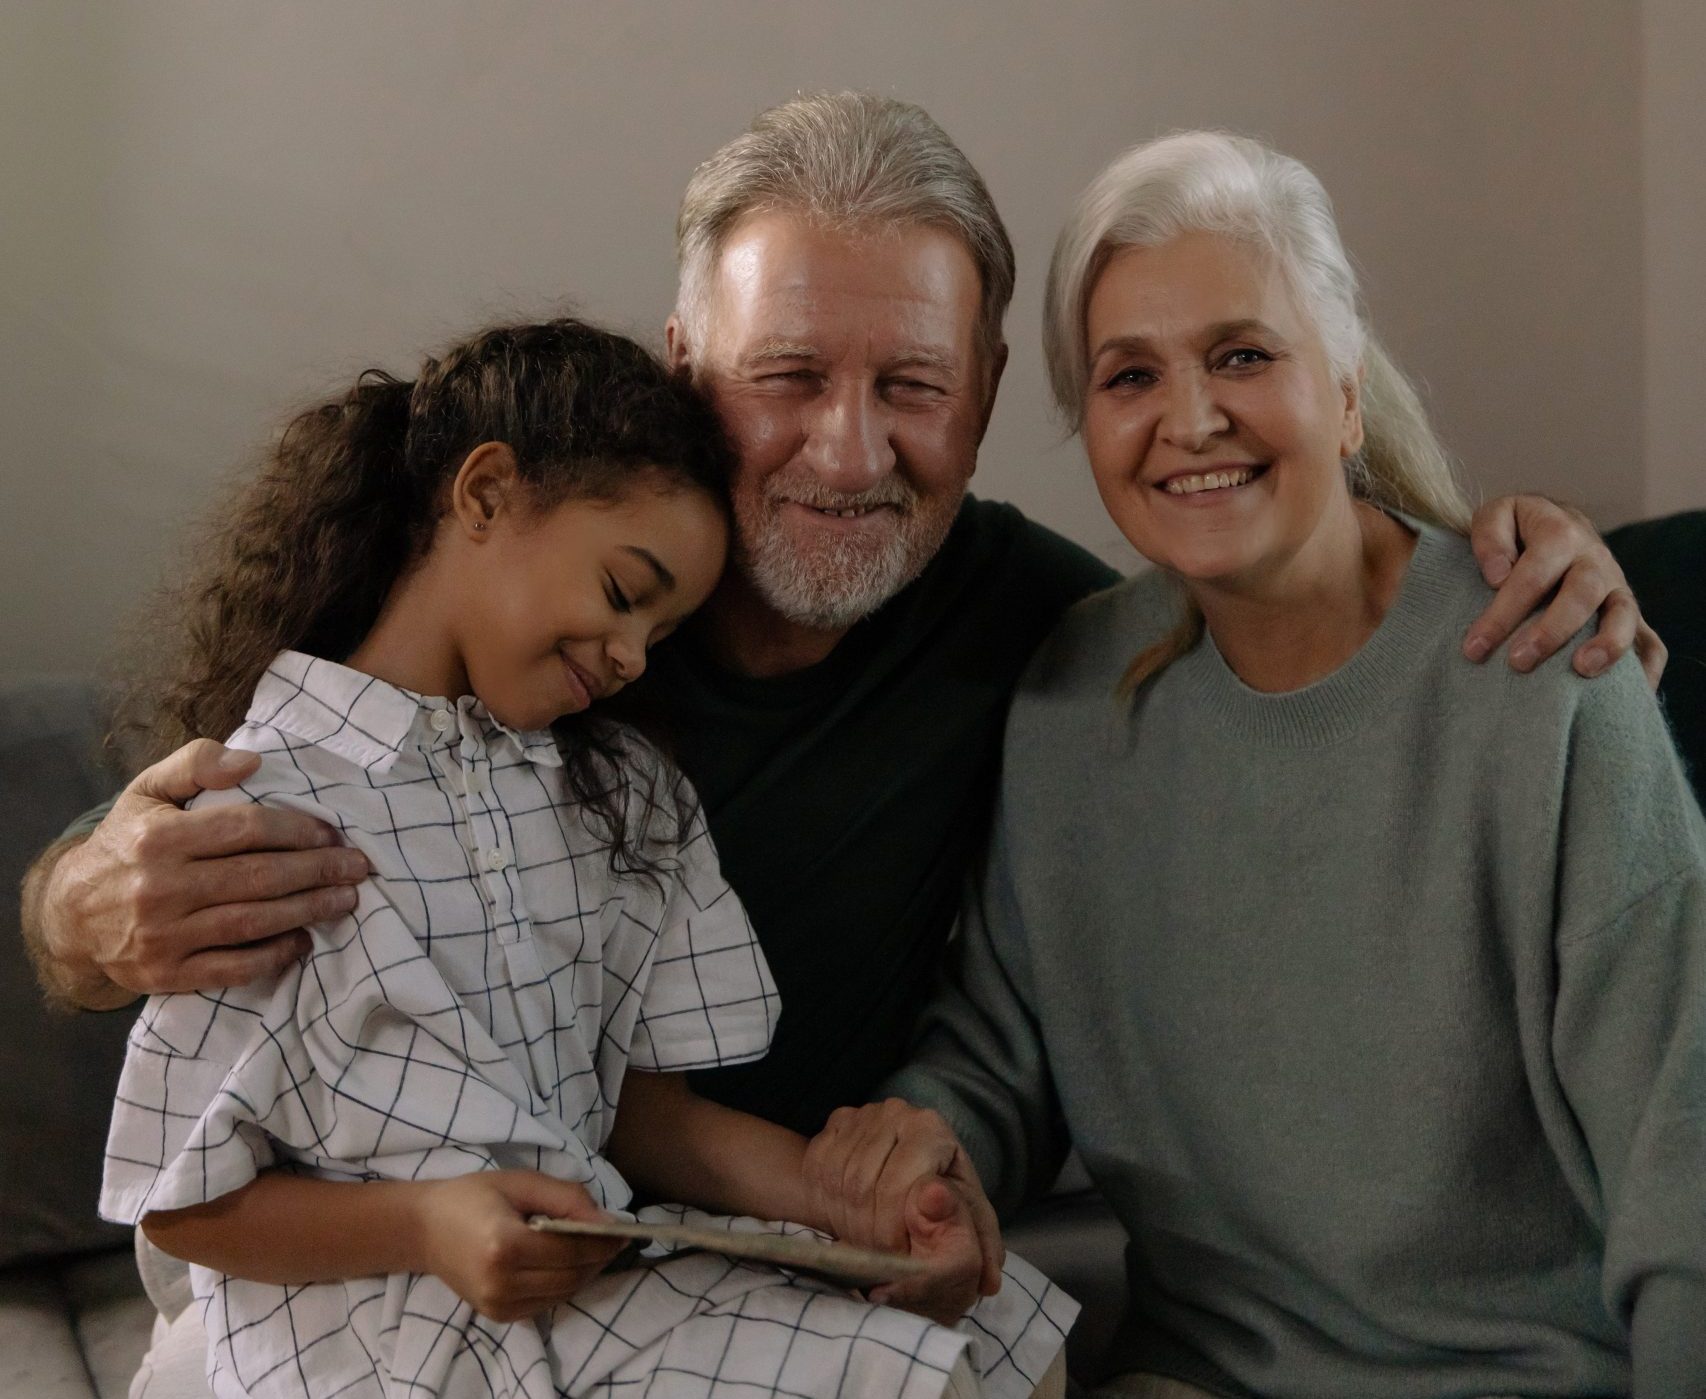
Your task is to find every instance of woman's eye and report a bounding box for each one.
[1101,366,1154,390]
[1219,348,1271,369]
[605,577,632,614]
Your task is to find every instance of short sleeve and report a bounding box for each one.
[100,747,606,1225]
[626,801,779,1073]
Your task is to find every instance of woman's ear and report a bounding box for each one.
[450,442,521,539]
[1340,362,1367,459]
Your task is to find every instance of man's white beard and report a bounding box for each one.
[734,476,962,632]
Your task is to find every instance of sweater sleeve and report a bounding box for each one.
[878,806,1069,1218]
[1547,660,1706,1397]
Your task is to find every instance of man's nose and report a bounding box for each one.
[1158,370,1229,453]
[801,381,895,492]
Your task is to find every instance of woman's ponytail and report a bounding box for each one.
[113,371,424,767]
[1348,339,1473,533]
[111,317,730,878]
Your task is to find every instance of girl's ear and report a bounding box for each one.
[450,442,521,539]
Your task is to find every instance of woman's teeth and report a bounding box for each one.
[1163,467,1258,496]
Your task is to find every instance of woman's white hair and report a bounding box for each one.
[1043,130,1471,533]
[675,91,1015,367]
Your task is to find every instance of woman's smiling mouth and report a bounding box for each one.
[1157,464,1269,496]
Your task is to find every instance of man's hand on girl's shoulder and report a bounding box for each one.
[28,738,366,1007]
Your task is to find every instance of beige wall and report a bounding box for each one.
[1644,0,1706,518]
[3,1,1682,680]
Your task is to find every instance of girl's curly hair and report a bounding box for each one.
[112,317,731,878]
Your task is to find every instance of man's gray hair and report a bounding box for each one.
[675,92,1015,365]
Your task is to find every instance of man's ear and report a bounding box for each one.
[1340,361,1366,460]
[449,442,521,538]
[664,315,692,374]
[973,341,1010,448]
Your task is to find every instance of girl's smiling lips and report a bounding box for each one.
[557,650,605,711]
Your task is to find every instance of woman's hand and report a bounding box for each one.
[416,1171,626,1323]
[803,1099,1004,1301]
[1463,495,1665,688]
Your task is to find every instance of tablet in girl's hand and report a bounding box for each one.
[526,1213,930,1289]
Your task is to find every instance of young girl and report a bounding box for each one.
[99,319,1074,1399]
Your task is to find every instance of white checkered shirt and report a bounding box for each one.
[101,652,1075,1397]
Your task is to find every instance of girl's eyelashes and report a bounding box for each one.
[605,575,633,614]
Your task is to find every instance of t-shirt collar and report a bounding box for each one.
[247,651,563,774]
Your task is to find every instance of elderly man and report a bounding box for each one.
[22,92,1657,1393]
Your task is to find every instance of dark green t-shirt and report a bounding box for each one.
[645,497,1118,1134]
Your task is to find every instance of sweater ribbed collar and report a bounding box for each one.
[1170,516,1465,748]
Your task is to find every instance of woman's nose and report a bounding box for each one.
[1158,371,1229,452]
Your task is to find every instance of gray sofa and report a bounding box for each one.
[0,676,1128,1398]
[1,679,159,1397]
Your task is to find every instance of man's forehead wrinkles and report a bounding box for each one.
[737,328,965,374]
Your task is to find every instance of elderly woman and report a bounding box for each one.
[811,133,1706,1397]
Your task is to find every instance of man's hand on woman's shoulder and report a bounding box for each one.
[1462,494,1666,687]
[22,738,366,1009]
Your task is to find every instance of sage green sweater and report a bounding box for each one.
[887,523,1706,1397]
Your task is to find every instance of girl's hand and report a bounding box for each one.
[416,1171,626,1323]
[866,1177,988,1326]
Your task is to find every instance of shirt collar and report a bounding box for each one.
[248,652,563,774]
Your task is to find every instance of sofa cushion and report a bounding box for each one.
[0,1262,97,1397]
[1607,509,1706,804]
[61,1250,158,1399]
[0,678,131,1265]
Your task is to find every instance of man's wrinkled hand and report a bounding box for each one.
[1463,494,1665,689]
[41,739,365,1004]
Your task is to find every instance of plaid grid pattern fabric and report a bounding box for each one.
[101,653,1075,1397]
